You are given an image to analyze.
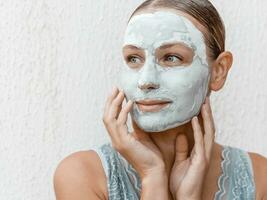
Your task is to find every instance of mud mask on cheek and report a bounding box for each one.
[119,11,211,132]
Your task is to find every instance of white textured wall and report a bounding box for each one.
[0,0,266,199]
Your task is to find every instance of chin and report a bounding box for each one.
[132,112,191,133]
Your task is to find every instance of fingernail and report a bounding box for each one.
[205,97,209,104]
[111,86,117,94]
[128,100,134,107]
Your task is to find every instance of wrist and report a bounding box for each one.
[176,195,202,200]
[141,170,168,186]
[141,166,167,182]
[141,172,169,200]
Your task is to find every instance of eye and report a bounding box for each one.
[127,55,142,64]
[159,54,184,67]
[164,55,182,63]
[125,55,144,69]
[127,56,141,63]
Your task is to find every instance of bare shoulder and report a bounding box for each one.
[53,150,108,200]
[248,151,267,199]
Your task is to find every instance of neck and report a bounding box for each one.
[131,117,223,199]
[132,119,196,176]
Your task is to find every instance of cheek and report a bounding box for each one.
[160,66,209,96]
[161,68,195,92]
[118,69,139,98]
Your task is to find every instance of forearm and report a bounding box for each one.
[175,191,202,200]
[176,197,202,200]
[140,172,170,200]
[175,181,204,200]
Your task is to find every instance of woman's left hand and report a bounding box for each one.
[169,97,215,200]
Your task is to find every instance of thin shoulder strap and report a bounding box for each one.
[214,145,256,200]
[215,145,231,199]
[91,143,141,200]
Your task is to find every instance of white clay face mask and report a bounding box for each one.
[118,11,211,132]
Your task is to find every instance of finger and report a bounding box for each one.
[190,145,196,158]
[108,90,125,119]
[105,98,131,147]
[191,116,205,157]
[103,87,122,143]
[175,133,188,165]
[104,86,119,117]
[117,100,134,133]
[201,97,215,161]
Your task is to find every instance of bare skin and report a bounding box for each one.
[53,8,267,200]
[53,103,267,200]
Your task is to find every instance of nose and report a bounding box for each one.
[137,60,160,91]
[138,83,159,90]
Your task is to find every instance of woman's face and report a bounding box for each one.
[119,10,211,132]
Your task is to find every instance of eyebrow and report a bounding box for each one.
[158,42,190,50]
[123,43,191,50]
[123,45,142,50]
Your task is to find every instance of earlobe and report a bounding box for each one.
[210,51,233,91]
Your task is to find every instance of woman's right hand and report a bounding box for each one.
[102,86,166,180]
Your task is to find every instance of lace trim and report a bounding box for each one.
[98,143,140,200]
[119,154,141,194]
[93,143,255,200]
[214,146,256,200]
[231,147,255,200]
[214,146,231,199]
[91,146,109,178]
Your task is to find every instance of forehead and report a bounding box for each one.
[124,11,208,65]
[132,8,208,36]
[123,11,205,51]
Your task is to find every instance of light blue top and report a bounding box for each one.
[91,143,255,200]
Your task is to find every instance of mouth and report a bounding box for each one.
[135,99,172,112]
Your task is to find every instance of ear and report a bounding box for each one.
[210,51,233,91]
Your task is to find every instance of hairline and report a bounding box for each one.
[127,7,214,61]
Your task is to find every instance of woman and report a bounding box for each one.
[53,0,267,199]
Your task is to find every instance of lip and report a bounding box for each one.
[136,99,172,105]
[136,99,172,112]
